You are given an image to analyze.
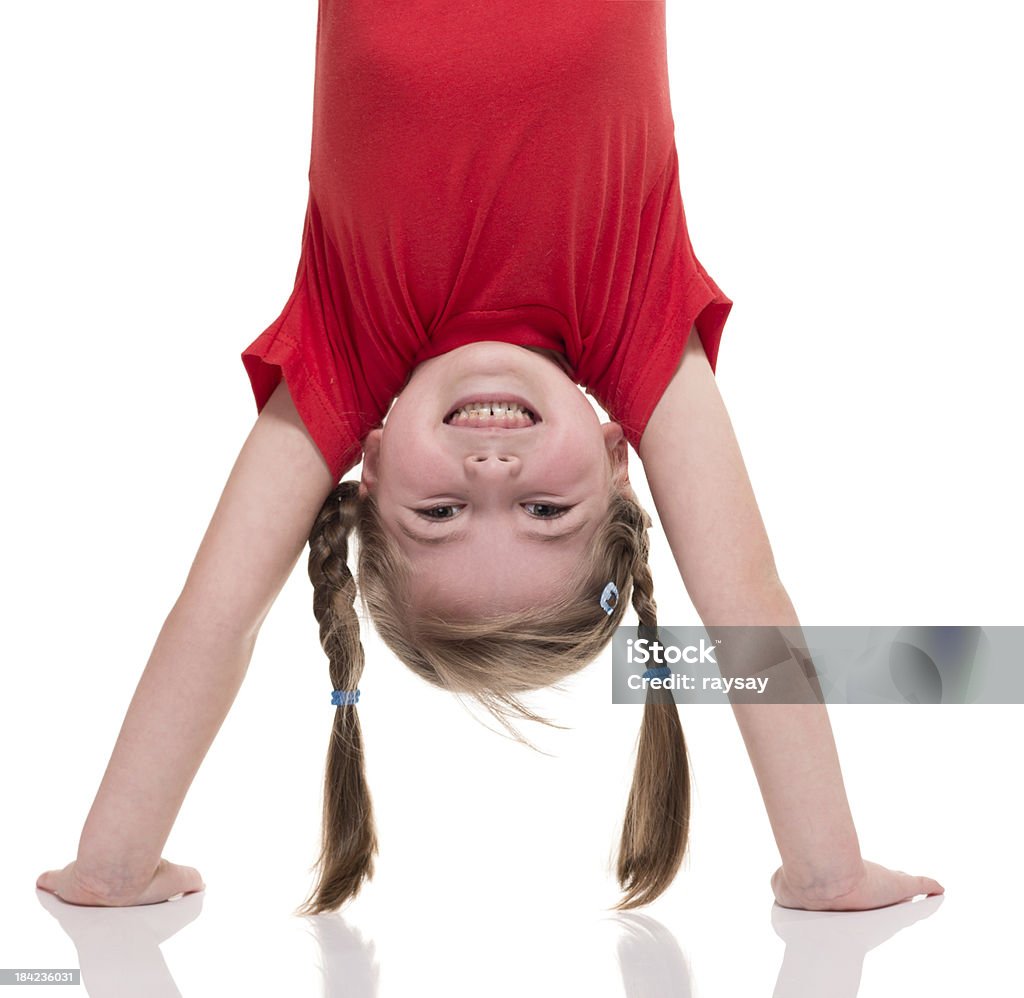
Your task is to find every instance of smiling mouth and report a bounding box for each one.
[443,397,539,428]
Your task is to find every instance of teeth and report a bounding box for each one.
[446,400,536,424]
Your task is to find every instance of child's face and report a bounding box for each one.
[359,341,629,616]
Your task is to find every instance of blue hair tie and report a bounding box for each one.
[600,580,619,615]
[331,689,360,706]
[642,666,671,680]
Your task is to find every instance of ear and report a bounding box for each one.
[358,428,383,499]
[602,422,630,489]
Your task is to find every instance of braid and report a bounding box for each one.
[614,490,692,910]
[295,480,379,916]
[627,502,658,643]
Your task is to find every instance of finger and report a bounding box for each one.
[177,865,205,893]
[159,863,205,901]
[901,872,942,899]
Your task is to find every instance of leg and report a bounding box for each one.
[69,380,338,897]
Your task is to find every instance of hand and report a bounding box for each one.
[771,859,944,912]
[36,858,205,907]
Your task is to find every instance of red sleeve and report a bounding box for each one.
[582,145,733,453]
[239,191,365,483]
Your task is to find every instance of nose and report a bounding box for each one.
[464,452,522,478]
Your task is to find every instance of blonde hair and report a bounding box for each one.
[295,478,691,915]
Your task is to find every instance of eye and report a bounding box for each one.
[416,504,463,520]
[523,502,571,519]
[414,502,572,520]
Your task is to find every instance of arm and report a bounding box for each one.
[636,325,943,909]
[38,382,344,905]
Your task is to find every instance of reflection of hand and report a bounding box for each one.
[35,881,204,997]
[771,859,944,911]
[772,891,942,953]
[770,893,944,998]
[36,857,205,907]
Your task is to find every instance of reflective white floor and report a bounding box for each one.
[5,694,1021,997]
[14,889,955,997]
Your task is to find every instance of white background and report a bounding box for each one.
[2,1,1022,995]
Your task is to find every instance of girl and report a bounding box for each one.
[37,1,942,914]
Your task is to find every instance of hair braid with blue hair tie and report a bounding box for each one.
[641,666,671,681]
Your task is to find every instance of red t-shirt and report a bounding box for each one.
[241,0,732,482]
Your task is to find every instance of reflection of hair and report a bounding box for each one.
[295,478,691,916]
